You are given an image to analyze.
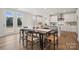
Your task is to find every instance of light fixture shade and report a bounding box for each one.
[58,14,64,21]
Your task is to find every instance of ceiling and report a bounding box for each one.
[16,8,77,16]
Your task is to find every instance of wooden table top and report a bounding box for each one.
[21,28,57,34]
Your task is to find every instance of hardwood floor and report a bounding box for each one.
[0,34,41,50]
[0,34,20,50]
[58,31,78,50]
[0,31,78,50]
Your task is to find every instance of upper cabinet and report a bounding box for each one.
[63,13,77,22]
[49,15,58,26]
[50,15,58,22]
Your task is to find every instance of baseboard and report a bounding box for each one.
[0,32,18,38]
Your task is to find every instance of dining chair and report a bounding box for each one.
[25,32,40,50]
[44,30,58,50]
[19,29,28,47]
[19,29,24,44]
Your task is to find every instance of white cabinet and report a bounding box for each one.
[50,16,58,26]
[64,13,77,22]
[61,25,77,33]
[60,13,77,33]
[50,16,57,22]
[49,13,77,33]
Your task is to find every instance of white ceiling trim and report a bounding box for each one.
[16,8,77,16]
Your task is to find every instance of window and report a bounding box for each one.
[17,18,22,27]
[6,17,13,27]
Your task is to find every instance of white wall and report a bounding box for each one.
[22,12,33,28]
[0,8,33,37]
[32,15,49,27]
[0,9,5,37]
[76,9,79,41]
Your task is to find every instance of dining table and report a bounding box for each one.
[20,28,58,50]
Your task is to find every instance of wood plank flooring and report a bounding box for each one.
[0,31,78,50]
[58,31,78,50]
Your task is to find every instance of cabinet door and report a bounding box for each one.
[50,16,57,22]
[64,13,77,22]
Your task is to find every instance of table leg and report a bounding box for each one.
[57,34,58,48]
[26,33,28,48]
[39,34,43,50]
[22,31,25,47]
[41,34,43,50]
[54,34,55,50]
[19,30,21,43]
[31,33,33,49]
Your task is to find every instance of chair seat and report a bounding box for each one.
[28,37,39,43]
[47,35,57,42]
